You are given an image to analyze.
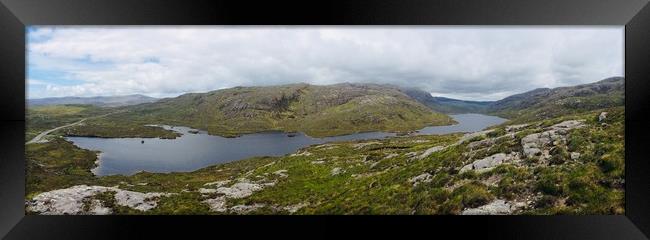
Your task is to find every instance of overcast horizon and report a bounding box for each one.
[27,26,623,101]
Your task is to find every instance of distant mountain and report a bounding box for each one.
[67,83,454,138]
[403,76,624,122]
[400,88,492,114]
[60,77,625,138]
[28,94,159,107]
[487,76,624,121]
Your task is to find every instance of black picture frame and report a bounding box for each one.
[1,0,649,239]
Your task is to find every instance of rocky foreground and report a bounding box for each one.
[26,108,624,215]
[27,185,172,215]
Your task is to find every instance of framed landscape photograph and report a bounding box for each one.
[1,0,650,239]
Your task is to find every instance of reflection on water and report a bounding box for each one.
[67,113,507,176]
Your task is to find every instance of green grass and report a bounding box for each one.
[62,83,455,138]
[26,104,115,141]
[26,138,99,198]
[25,106,625,215]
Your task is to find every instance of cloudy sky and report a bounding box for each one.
[27,26,623,101]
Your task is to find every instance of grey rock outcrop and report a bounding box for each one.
[418,146,445,159]
[383,153,399,160]
[216,181,267,199]
[273,169,289,178]
[204,180,231,187]
[460,152,519,173]
[506,124,529,132]
[467,138,495,150]
[461,199,513,215]
[458,129,495,144]
[27,185,172,215]
[202,178,277,212]
[409,173,433,187]
[521,120,585,158]
[331,167,344,176]
[599,112,608,122]
[571,152,581,160]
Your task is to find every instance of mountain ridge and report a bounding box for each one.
[65,83,455,138]
[38,76,624,138]
[486,76,624,122]
[28,94,159,107]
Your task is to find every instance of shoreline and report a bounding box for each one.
[67,113,506,177]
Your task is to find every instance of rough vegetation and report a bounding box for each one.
[404,77,624,122]
[26,107,624,215]
[25,78,625,215]
[488,77,624,123]
[64,83,454,138]
[26,105,112,141]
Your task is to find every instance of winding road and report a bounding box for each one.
[27,118,88,144]
[26,110,126,144]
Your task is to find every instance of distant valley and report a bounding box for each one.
[406,76,624,121]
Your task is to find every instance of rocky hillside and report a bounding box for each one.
[487,77,624,122]
[25,107,624,215]
[403,77,624,123]
[28,94,159,107]
[65,83,454,138]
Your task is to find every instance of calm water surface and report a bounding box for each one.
[67,113,507,176]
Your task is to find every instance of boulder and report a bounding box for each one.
[273,169,289,178]
[521,120,585,158]
[549,120,585,130]
[461,199,512,215]
[27,185,172,214]
[216,181,265,199]
[230,204,266,214]
[204,180,231,187]
[203,196,227,212]
[473,153,507,169]
[283,203,308,214]
[383,153,399,160]
[404,152,418,158]
[521,132,555,158]
[331,167,343,176]
[409,173,433,187]
[523,147,542,157]
[570,152,581,160]
[459,153,509,173]
[506,124,529,132]
[199,188,218,194]
[458,129,495,144]
[353,141,381,150]
[467,138,495,150]
[290,151,312,157]
[459,164,474,174]
[418,146,445,159]
[599,112,608,122]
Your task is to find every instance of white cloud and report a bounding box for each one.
[28,26,623,100]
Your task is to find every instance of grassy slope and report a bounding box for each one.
[26,105,111,141]
[26,107,624,215]
[26,104,179,141]
[404,77,625,121]
[487,77,624,123]
[64,83,454,138]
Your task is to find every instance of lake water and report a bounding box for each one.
[67,113,507,176]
